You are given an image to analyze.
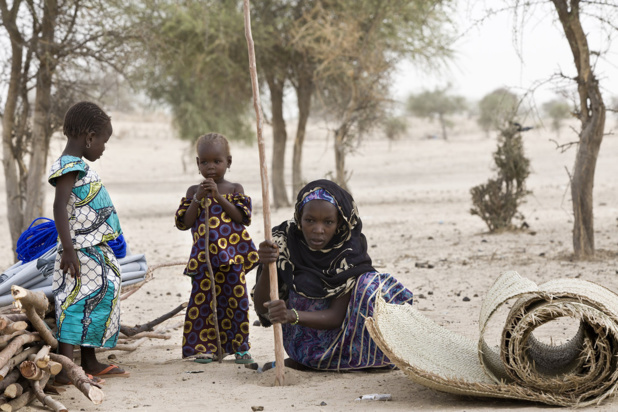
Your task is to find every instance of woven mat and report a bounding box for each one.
[366,271,618,407]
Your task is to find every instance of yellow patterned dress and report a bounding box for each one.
[175,194,259,357]
[48,155,122,348]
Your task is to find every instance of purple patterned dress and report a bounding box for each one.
[176,194,259,357]
[282,271,413,370]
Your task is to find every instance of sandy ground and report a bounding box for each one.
[1,113,617,412]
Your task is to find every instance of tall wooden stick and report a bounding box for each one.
[243,0,286,386]
[203,202,223,362]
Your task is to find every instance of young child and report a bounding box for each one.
[49,101,129,382]
[175,133,259,364]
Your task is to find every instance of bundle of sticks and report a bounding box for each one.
[0,265,187,412]
[0,285,103,412]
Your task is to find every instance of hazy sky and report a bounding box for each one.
[393,2,618,105]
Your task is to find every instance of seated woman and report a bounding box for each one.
[253,179,414,371]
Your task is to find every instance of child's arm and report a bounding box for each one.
[201,180,245,224]
[176,185,201,229]
[53,172,79,277]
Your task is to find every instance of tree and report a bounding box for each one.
[0,0,132,254]
[542,98,571,136]
[250,0,301,207]
[548,0,613,258]
[407,86,466,140]
[294,0,455,190]
[132,0,307,207]
[383,116,408,148]
[127,1,454,201]
[502,0,616,258]
[477,88,519,136]
[288,3,319,196]
[128,1,253,145]
[610,96,618,129]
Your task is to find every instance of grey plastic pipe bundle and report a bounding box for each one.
[0,246,148,307]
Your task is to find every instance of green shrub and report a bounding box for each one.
[470,122,531,232]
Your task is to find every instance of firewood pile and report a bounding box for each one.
[0,261,187,412]
[0,285,101,412]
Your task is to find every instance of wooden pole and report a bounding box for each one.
[242,0,286,386]
[203,201,223,362]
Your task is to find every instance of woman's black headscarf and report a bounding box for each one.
[272,179,375,299]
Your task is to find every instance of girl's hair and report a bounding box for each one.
[63,101,111,139]
[195,133,230,156]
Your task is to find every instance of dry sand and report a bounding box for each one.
[1,113,617,411]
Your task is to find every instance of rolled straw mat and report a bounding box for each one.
[365,271,618,407]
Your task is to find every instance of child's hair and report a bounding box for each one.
[195,133,230,156]
[63,101,111,139]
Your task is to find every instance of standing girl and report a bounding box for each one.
[49,101,129,382]
[175,133,259,364]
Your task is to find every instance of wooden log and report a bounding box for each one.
[3,383,22,399]
[108,337,147,352]
[10,286,47,316]
[44,361,62,376]
[0,389,33,412]
[10,286,57,349]
[19,360,43,381]
[48,353,104,404]
[120,302,187,337]
[101,323,180,353]
[33,346,50,365]
[0,331,26,349]
[0,370,20,392]
[19,347,51,381]
[0,373,50,412]
[119,331,171,340]
[20,346,60,382]
[0,315,29,333]
[35,356,49,370]
[0,340,41,380]
[1,315,28,323]
[0,334,40,365]
[32,372,67,412]
[0,322,27,336]
[42,383,65,395]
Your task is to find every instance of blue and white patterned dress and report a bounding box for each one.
[48,155,122,348]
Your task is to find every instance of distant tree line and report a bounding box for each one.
[1,0,616,260]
